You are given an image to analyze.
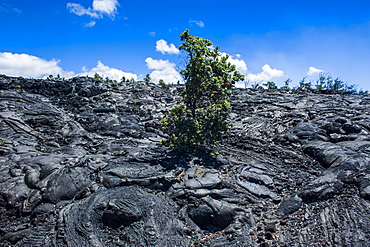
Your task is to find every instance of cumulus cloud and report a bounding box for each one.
[0,52,137,81]
[246,64,284,82]
[307,66,324,76]
[92,0,118,16]
[155,40,180,55]
[67,0,119,19]
[0,52,73,78]
[79,61,137,81]
[189,20,205,28]
[145,57,182,84]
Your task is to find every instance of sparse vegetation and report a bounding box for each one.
[159,79,166,89]
[144,74,151,84]
[280,79,292,91]
[264,81,278,90]
[248,73,365,95]
[94,73,103,80]
[121,76,126,83]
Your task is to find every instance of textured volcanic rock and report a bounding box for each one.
[1,74,370,246]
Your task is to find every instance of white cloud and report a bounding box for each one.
[0,3,21,14]
[307,66,324,76]
[84,21,96,27]
[189,20,205,28]
[145,57,182,83]
[148,31,156,37]
[78,61,137,81]
[0,52,136,81]
[246,64,284,82]
[67,0,119,19]
[67,3,100,18]
[0,52,73,78]
[92,0,118,16]
[155,39,180,55]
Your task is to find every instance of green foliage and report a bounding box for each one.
[314,73,357,94]
[294,77,313,92]
[161,29,244,152]
[12,99,25,103]
[159,79,166,89]
[280,79,292,91]
[264,81,278,90]
[288,73,360,94]
[94,73,103,80]
[13,84,23,92]
[121,76,126,83]
[144,74,151,84]
[251,81,264,90]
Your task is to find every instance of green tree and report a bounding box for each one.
[144,74,151,84]
[264,81,278,90]
[280,78,292,91]
[161,29,244,152]
[94,73,103,80]
[314,73,353,94]
[159,79,166,89]
[295,77,313,92]
[121,76,126,83]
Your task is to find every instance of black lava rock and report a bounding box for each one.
[1,74,370,246]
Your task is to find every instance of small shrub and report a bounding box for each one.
[159,79,166,89]
[144,74,151,84]
[280,79,292,91]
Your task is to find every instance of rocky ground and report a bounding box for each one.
[0,74,370,246]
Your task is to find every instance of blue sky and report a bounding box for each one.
[1,0,370,90]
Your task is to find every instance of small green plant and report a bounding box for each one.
[264,81,278,90]
[159,79,166,89]
[251,81,264,90]
[13,84,23,92]
[314,73,357,94]
[47,74,54,80]
[144,74,151,84]
[294,77,313,92]
[280,79,292,91]
[161,29,244,152]
[12,99,25,103]
[121,76,126,84]
[94,73,103,80]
